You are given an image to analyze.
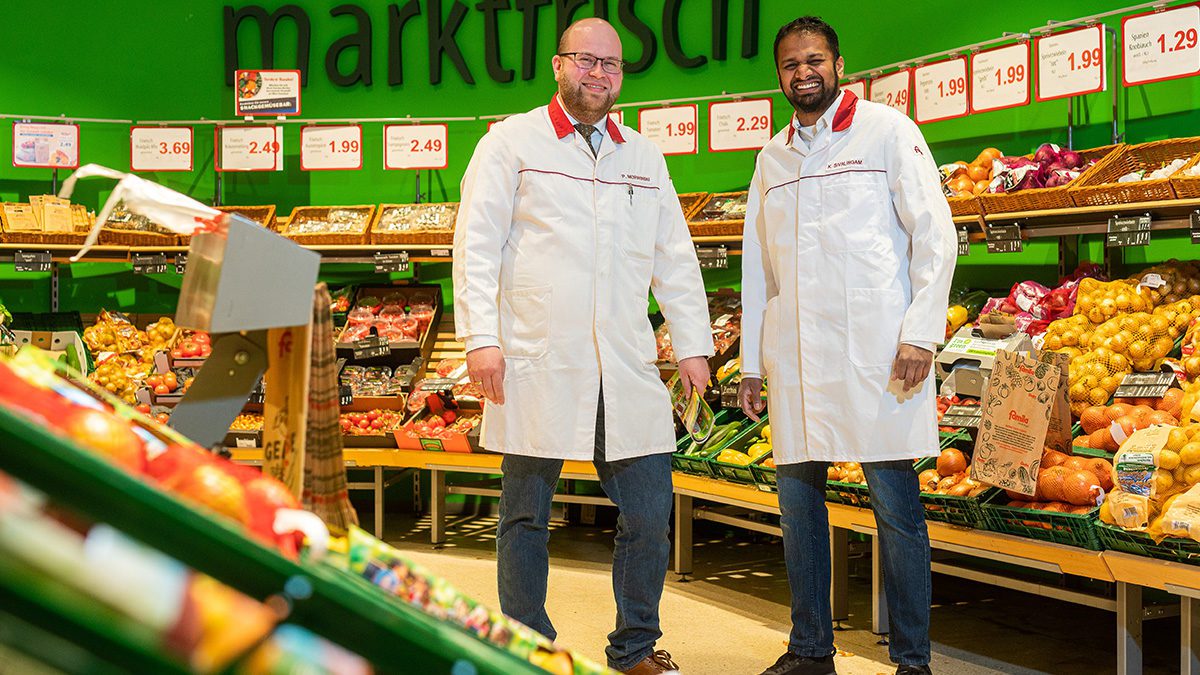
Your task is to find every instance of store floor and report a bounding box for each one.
[369,509,1180,674]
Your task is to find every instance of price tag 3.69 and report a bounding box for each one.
[130,126,193,172]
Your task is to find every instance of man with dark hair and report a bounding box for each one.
[740,15,955,675]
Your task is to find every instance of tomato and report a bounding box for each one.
[358,419,370,429]
[367,410,381,421]
[442,410,457,423]
[171,349,184,360]
[155,413,170,424]
[146,375,163,389]
[135,403,152,414]
[163,372,178,390]
[370,418,384,429]
[180,341,200,358]
[154,384,170,395]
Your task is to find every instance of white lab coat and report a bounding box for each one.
[453,96,714,461]
[740,91,957,464]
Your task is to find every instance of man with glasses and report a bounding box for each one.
[453,17,712,675]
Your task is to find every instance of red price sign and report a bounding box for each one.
[869,69,911,116]
[638,105,698,155]
[708,98,773,152]
[914,57,969,123]
[1123,4,1200,86]
[1036,25,1106,102]
[216,126,282,172]
[841,79,867,99]
[384,124,448,170]
[300,125,363,171]
[971,42,1030,113]
[130,126,193,172]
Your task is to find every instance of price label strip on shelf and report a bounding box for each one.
[940,404,983,429]
[985,223,1022,253]
[13,250,51,273]
[1114,372,1177,399]
[695,244,728,269]
[1107,215,1152,247]
[720,381,741,409]
[971,42,1030,113]
[957,228,971,256]
[175,253,188,274]
[1191,211,1200,244]
[429,248,451,258]
[373,251,410,273]
[868,69,911,116]
[384,124,448,170]
[300,125,363,171]
[708,98,773,152]
[1123,4,1200,86]
[130,126,193,172]
[132,253,169,275]
[639,105,698,156]
[841,79,867,99]
[1036,25,1106,102]
[352,335,392,360]
[217,126,283,171]
[914,57,969,124]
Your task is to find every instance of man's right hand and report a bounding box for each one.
[738,377,766,421]
[466,346,506,405]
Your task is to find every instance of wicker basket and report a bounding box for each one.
[1070,138,1200,206]
[369,203,459,245]
[179,205,280,246]
[281,205,376,245]
[947,195,982,216]
[99,228,179,247]
[0,202,94,245]
[688,191,748,237]
[977,144,1121,215]
[677,192,709,220]
[1171,151,1200,200]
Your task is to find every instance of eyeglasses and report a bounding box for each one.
[558,52,625,75]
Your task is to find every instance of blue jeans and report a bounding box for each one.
[776,460,931,666]
[497,390,673,671]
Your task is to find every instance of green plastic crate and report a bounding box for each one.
[979,491,1102,550]
[913,457,997,528]
[750,451,776,492]
[1097,521,1200,565]
[709,417,770,485]
[671,409,745,476]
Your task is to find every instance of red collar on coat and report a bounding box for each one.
[784,90,858,144]
[548,95,626,144]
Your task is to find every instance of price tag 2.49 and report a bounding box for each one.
[869,69,911,115]
[384,124,448,170]
[218,126,283,172]
[638,105,698,156]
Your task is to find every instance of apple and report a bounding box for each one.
[62,408,145,473]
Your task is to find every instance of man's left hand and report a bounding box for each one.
[892,344,933,391]
[677,356,711,397]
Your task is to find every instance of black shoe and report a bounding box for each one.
[896,666,932,675]
[760,652,836,675]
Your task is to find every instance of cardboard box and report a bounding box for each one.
[13,329,89,375]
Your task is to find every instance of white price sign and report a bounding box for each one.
[914,57,969,123]
[841,80,866,99]
[130,126,193,172]
[384,124,448,170]
[971,42,1031,113]
[869,70,911,115]
[708,98,773,152]
[217,126,283,172]
[638,105,697,155]
[13,123,79,169]
[1123,4,1200,86]
[608,110,623,126]
[300,125,362,171]
[1036,25,1106,102]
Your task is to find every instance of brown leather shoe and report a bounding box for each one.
[622,650,680,674]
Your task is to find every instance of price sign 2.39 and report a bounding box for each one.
[130,126,193,172]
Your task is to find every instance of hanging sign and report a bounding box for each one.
[384,124,448,170]
[957,228,971,256]
[1123,4,1200,86]
[130,126,193,172]
[234,69,302,116]
[300,125,363,171]
[12,123,79,169]
[970,42,1031,113]
[708,98,773,152]
[985,224,1023,253]
[914,57,969,124]
[14,250,52,272]
[216,126,283,172]
[1107,215,1153,247]
[1036,25,1106,102]
[841,80,867,99]
[638,105,698,156]
[868,69,911,116]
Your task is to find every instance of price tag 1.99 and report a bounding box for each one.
[638,105,698,156]
[384,124,448,170]
[217,126,283,172]
[300,125,363,171]
[1123,4,1200,86]
[130,126,193,172]
[869,69,911,116]
[1036,25,1106,102]
[708,98,773,152]
[971,42,1030,113]
[914,57,969,124]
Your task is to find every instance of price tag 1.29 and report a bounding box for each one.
[1123,4,1200,86]
[971,42,1030,113]
[217,126,283,172]
[869,69,911,116]
[638,105,698,156]
[130,126,193,172]
[1107,215,1152,247]
[384,124,448,170]
[708,98,772,152]
[14,250,51,272]
[300,125,362,171]
[914,57,968,124]
[1036,25,1106,102]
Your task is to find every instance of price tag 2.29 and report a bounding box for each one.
[1123,4,1200,86]
[869,69,911,116]
[300,125,362,171]
[1036,25,1106,102]
[384,124,448,170]
[14,250,51,272]
[1107,215,1152,247]
[708,98,772,152]
[638,105,698,156]
[914,58,968,124]
[130,126,193,172]
[971,42,1030,113]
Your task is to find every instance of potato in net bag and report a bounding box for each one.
[1068,346,1132,416]
[1088,312,1176,372]
[1073,277,1155,325]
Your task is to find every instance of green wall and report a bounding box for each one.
[3,0,1200,314]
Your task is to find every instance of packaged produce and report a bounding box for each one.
[1073,277,1155,325]
[656,293,741,362]
[939,147,1001,197]
[1117,157,1188,183]
[1067,348,1133,416]
[1074,398,1181,451]
[1088,313,1174,371]
[1000,446,1111,512]
[286,207,373,236]
[373,203,458,234]
[986,143,1095,194]
[82,309,145,355]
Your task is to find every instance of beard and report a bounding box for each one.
[785,76,839,115]
[557,74,618,125]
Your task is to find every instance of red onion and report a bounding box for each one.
[1034,143,1061,165]
[1059,149,1082,170]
